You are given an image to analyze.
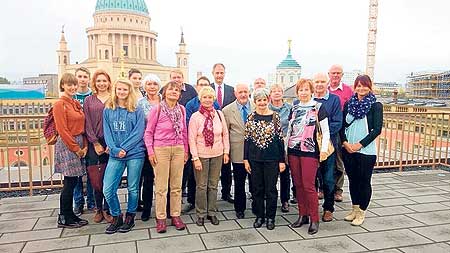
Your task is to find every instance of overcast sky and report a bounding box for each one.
[1,0,450,85]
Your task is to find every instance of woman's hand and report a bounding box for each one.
[223,154,230,164]
[349,143,363,152]
[149,154,157,167]
[75,149,84,158]
[193,159,202,171]
[94,142,105,155]
[319,152,328,161]
[279,162,286,173]
[244,160,251,174]
[118,149,126,158]
[342,141,355,153]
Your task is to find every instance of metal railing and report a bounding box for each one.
[1,110,450,195]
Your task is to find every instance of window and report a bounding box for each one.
[395,141,401,151]
[105,50,109,59]
[290,75,294,83]
[397,124,403,130]
[123,46,128,56]
[15,150,24,156]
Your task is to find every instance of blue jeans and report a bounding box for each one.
[319,152,336,212]
[103,158,144,216]
[73,176,95,209]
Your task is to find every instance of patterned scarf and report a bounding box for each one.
[199,105,215,147]
[160,100,183,140]
[347,92,376,119]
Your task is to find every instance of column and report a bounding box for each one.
[120,33,124,56]
[136,35,140,59]
[128,34,132,58]
[152,38,156,60]
[88,35,92,58]
[112,33,115,57]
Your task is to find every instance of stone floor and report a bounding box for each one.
[1,169,450,253]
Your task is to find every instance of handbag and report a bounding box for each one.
[315,105,334,162]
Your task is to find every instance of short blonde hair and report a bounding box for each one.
[269,83,284,93]
[106,79,137,112]
[198,86,216,100]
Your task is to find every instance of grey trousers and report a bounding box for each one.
[194,155,223,218]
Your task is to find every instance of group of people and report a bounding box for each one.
[53,63,382,236]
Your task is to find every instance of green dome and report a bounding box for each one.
[95,0,149,15]
[277,48,301,69]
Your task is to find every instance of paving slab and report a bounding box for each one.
[369,206,416,216]
[405,202,450,212]
[93,241,136,253]
[222,210,256,220]
[0,219,37,233]
[0,195,46,204]
[137,234,205,252]
[395,187,448,197]
[369,249,402,253]
[412,224,450,242]
[281,235,366,253]
[21,235,89,253]
[89,229,149,245]
[332,210,377,220]
[292,220,367,238]
[371,190,407,200]
[0,209,53,221]
[0,200,59,213]
[0,242,24,253]
[256,225,302,242]
[204,220,241,232]
[373,197,417,207]
[149,226,188,238]
[407,195,449,204]
[241,242,286,253]
[41,247,93,253]
[361,214,425,232]
[33,216,57,230]
[197,247,243,253]
[186,223,207,234]
[399,242,450,253]
[349,229,431,250]
[0,228,61,244]
[62,223,107,237]
[201,228,266,249]
[406,210,450,225]
[386,183,420,189]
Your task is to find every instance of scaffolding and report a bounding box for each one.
[407,71,450,99]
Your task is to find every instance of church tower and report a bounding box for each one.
[57,26,71,80]
[276,40,301,89]
[176,31,189,79]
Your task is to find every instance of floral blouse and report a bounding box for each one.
[243,112,285,162]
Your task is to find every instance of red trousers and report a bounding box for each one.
[288,155,319,222]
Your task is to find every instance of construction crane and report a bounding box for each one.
[366,0,378,83]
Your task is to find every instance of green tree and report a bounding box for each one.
[0,77,10,84]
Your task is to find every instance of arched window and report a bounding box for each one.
[63,56,67,64]
[183,58,187,66]
[11,161,27,167]
[43,157,49,166]
[105,50,109,59]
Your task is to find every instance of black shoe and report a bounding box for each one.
[141,209,151,222]
[73,205,84,216]
[119,213,135,233]
[207,215,219,225]
[292,216,309,228]
[281,202,289,213]
[71,214,88,226]
[136,205,144,212]
[196,217,204,226]
[105,214,123,234]
[182,203,195,214]
[222,194,234,204]
[57,214,82,228]
[253,217,265,228]
[308,222,319,235]
[266,218,275,230]
[236,211,245,219]
[290,198,298,204]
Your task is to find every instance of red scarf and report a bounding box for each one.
[199,105,215,147]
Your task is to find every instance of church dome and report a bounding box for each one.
[95,0,149,15]
[277,41,301,69]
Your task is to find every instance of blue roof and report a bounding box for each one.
[0,85,45,99]
[95,0,149,15]
[277,48,301,69]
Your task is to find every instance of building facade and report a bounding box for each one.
[407,71,450,99]
[23,74,58,97]
[58,0,189,84]
[275,40,301,90]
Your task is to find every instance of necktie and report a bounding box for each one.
[242,105,248,124]
[217,85,223,108]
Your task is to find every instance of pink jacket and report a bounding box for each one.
[189,110,230,159]
[144,104,188,156]
[329,83,353,110]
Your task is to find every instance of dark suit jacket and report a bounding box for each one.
[211,83,236,109]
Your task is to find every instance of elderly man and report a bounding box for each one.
[327,65,352,202]
[222,84,252,218]
[211,63,236,203]
[313,73,342,222]
[253,78,266,90]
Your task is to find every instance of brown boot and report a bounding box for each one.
[103,210,114,223]
[93,210,104,223]
[322,210,333,222]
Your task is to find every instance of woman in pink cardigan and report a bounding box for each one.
[189,86,230,226]
[144,81,189,233]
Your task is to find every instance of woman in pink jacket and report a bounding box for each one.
[189,86,230,226]
[144,81,189,233]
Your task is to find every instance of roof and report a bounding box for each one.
[277,48,301,69]
[95,0,149,15]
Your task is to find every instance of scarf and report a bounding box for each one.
[160,100,183,140]
[199,105,215,147]
[347,92,376,119]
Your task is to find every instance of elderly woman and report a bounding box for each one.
[286,79,330,235]
[244,88,285,230]
[341,75,382,226]
[268,84,293,213]
[144,81,189,233]
[136,74,161,221]
[189,86,230,226]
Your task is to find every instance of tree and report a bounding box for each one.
[0,77,10,84]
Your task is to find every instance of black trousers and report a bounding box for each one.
[60,176,78,216]
[342,150,376,211]
[181,156,192,193]
[220,162,232,197]
[138,157,155,211]
[279,164,291,203]
[250,161,279,220]
[233,163,251,213]
[186,161,196,204]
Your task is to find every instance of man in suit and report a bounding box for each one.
[222,83,252,218]
[211,63,236,203]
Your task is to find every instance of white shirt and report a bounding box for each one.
[329,82,344,91]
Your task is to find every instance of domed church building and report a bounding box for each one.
[57,0,189,83]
